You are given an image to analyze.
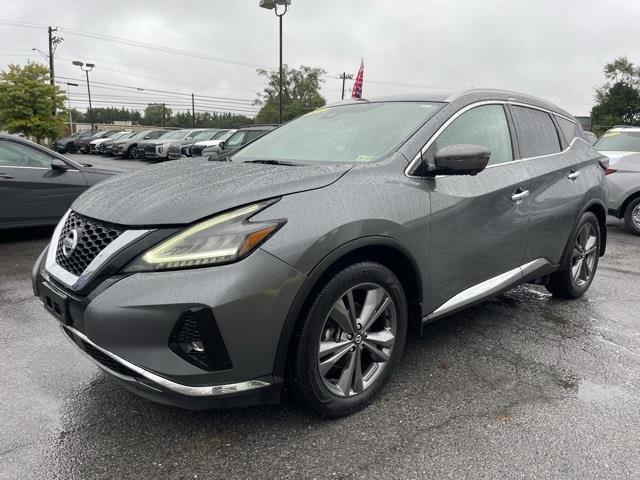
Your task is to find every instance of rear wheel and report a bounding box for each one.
[546,211,600,299]
[623,197,640,236]
[289,262,407,417]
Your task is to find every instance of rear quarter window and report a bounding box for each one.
[511,106,561,158]
[555,116,579,144]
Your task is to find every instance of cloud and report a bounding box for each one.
[2,0,640,116]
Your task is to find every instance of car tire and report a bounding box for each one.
[546,211,601,299]
[288,262,407,417]
[124,145,135,159]
[623,197,640,236]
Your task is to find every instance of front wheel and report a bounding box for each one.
[623,197,640,236]
[289,262,407,417]
[546,211,601,299]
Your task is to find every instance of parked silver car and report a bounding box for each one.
[594,126,640,235]
[33,89,608,417]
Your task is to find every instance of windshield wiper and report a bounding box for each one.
[244,159,300,166]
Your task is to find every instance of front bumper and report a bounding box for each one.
[34,242,306,409]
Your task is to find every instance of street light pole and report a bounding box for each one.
[72,61,95,130]
[260,0,290,125]
[66,82,78,132]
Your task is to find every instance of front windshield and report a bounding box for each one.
[215,130,233,140]
[234,101,442,163]
[225,131,247,147]
[595,130,640,152]
[192,129,219,141]
[160,130,191,140]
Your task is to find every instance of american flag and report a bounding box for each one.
[351,58,364,99]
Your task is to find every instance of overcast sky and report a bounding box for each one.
[1,0,640,117]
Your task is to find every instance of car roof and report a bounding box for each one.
[236,125,277,132]
[334,88,574,119]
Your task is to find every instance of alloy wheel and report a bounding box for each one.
[571,223,598,287]
[632,204,640,229]
[317,283,397,397]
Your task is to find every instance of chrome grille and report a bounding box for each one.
[55,212,124,276]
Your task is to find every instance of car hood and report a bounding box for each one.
[195,139,223,147]
[599,150,640,165]
[72,159,352,226]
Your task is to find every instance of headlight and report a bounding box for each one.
[126,201,285,272]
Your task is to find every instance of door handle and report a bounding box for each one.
[511,189,530,203]
[0,173,14,179]
[568,170,581,181]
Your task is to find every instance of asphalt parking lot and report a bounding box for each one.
[1,162,639,479]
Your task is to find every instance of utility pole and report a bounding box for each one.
[339,72,354,100]
[191,93,196,128]
[162,103,166,128]
[47,26,63,86]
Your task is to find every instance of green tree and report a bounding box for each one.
[0,62,67,141]
[143,103,172,126]
[591,56,640,134]
[254,65,326,124]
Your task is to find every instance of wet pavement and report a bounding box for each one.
[1,219,638,479]
[65,153,149,173]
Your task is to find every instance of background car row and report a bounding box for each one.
[51,125,277,161]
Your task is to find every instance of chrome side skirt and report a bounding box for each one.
[426,258,551,321]
[63,325,271,397]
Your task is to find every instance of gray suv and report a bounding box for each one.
[32,89,608,417]
[594,126,640,235]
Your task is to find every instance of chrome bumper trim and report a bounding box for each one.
[62,325,271,397]
[44,210,151,291]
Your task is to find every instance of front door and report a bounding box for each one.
[0,139,87,227]
[425,103,530,315]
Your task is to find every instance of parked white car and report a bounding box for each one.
[89,131,130,153]
[190,129,237,157]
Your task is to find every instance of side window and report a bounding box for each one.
[0,140,52,168]
[555,116,578,144]
[433,104,513,166]
[247,131,267,143]
[511,106,561,158]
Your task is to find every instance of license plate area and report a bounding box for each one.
[40,281,70,324]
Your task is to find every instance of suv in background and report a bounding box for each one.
[111,129,168,158]
[75,130,121,154]
[202,125,276,160]
[33,90,607,417]
[52,131,84,154]
[190,129,236,157]
[594,125,640,235]
[167,129,224,159]
[142,129,207,161]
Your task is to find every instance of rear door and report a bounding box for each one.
[426,103,530,314]
[509,104,589,266]
[0,139,87,227]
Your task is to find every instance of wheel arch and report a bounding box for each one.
[583,199,607,256]
[273,236,424,381]
[620,191,640,219]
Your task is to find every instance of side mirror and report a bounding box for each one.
[51,158,69,171]
[219,141,225,150]
[433,144,490,176]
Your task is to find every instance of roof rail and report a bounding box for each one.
[611,124,638,129]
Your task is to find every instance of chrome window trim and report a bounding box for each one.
[405,99,581,177]
[44,209,151,291]
[0,165,79,171]
[63,325,271,397]
[426,258,550,321]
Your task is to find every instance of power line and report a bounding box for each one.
[0,17,475,94]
